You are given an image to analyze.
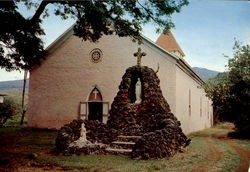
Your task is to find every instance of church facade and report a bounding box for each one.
[26,25,213,134]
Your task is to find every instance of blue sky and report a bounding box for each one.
[0,0,250,81]
[143,0,250,71]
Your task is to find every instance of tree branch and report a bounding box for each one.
[136,1,158,23]
[29,1,51,24]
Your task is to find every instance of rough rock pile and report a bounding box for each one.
[55,119,118,155]
[108,65,190,159]
[56,65,190,159]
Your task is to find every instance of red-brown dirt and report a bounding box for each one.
[226,140,250,172]
[181,137,222,172]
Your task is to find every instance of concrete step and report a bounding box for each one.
[106,148,132,154]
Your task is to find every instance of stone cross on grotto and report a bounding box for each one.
[134,47,146,66]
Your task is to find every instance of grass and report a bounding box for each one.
[36,136,208,172]
[211,138,239,172]
[0,123,249,172]
[235,140,250,151]
[4,114,28,126]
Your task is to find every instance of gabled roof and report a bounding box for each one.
[156,31,185,57]
[44,24,205,85]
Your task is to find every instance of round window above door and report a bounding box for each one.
[90,48,103,63]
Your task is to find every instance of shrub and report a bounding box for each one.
[0,97,20,126]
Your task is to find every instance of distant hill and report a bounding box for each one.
[0,79,29,91]
[193,67,220,81]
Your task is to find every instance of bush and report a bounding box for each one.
[0,97,20,126]
[205,41,250,136]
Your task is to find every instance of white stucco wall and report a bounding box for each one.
[175,67,213,134]
[27,34,177,129]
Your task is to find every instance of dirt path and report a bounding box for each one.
[182,137,222,172]
[225,140,250,172]
[181,133,250,172]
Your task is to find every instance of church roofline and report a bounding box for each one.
[141,35,205,85]
[44,24,205,85]
[141,35,179,61]
[177,58,206,85]
[156,32,185,57]
[45,23,75,53]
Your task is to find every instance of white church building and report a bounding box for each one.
[26,25,213,134]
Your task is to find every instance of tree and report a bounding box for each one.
[205,72,230,124]
[205,42,250,135]
[0,0,188,71]
[0,97,21,126]
[226,42,250,132]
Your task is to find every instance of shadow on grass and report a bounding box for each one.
[228,130,250,140]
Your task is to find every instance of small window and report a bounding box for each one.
[103,102,109,115]
[200,97,202,117]
[207,100,209,119]
[79,102,87,119]
[189,89,191,116]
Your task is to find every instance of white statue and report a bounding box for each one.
[135,78,142,104]
[69,122,90,147]
[79,122,87,141]
[69,122,105,148]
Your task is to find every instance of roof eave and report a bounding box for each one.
[177,58,206,85]
[45,24,75,53]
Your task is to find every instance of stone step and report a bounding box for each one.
[112,141,135,145]
[117,135,142,142]
[118,135,142,139]
[106,148,132,154]
[111,141,135,149]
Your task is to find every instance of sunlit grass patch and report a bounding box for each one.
[234,140,250,151]
[212,138,240,172]
[190,125,234,138]
[0,123,248,172]
[35,136,208,172]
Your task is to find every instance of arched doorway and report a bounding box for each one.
[88,87,103,122]
[80,86,109,123]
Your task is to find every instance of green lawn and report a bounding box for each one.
[0,123,249,172]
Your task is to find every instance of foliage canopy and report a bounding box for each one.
[0,0,188,71]
[206,42,250,133]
